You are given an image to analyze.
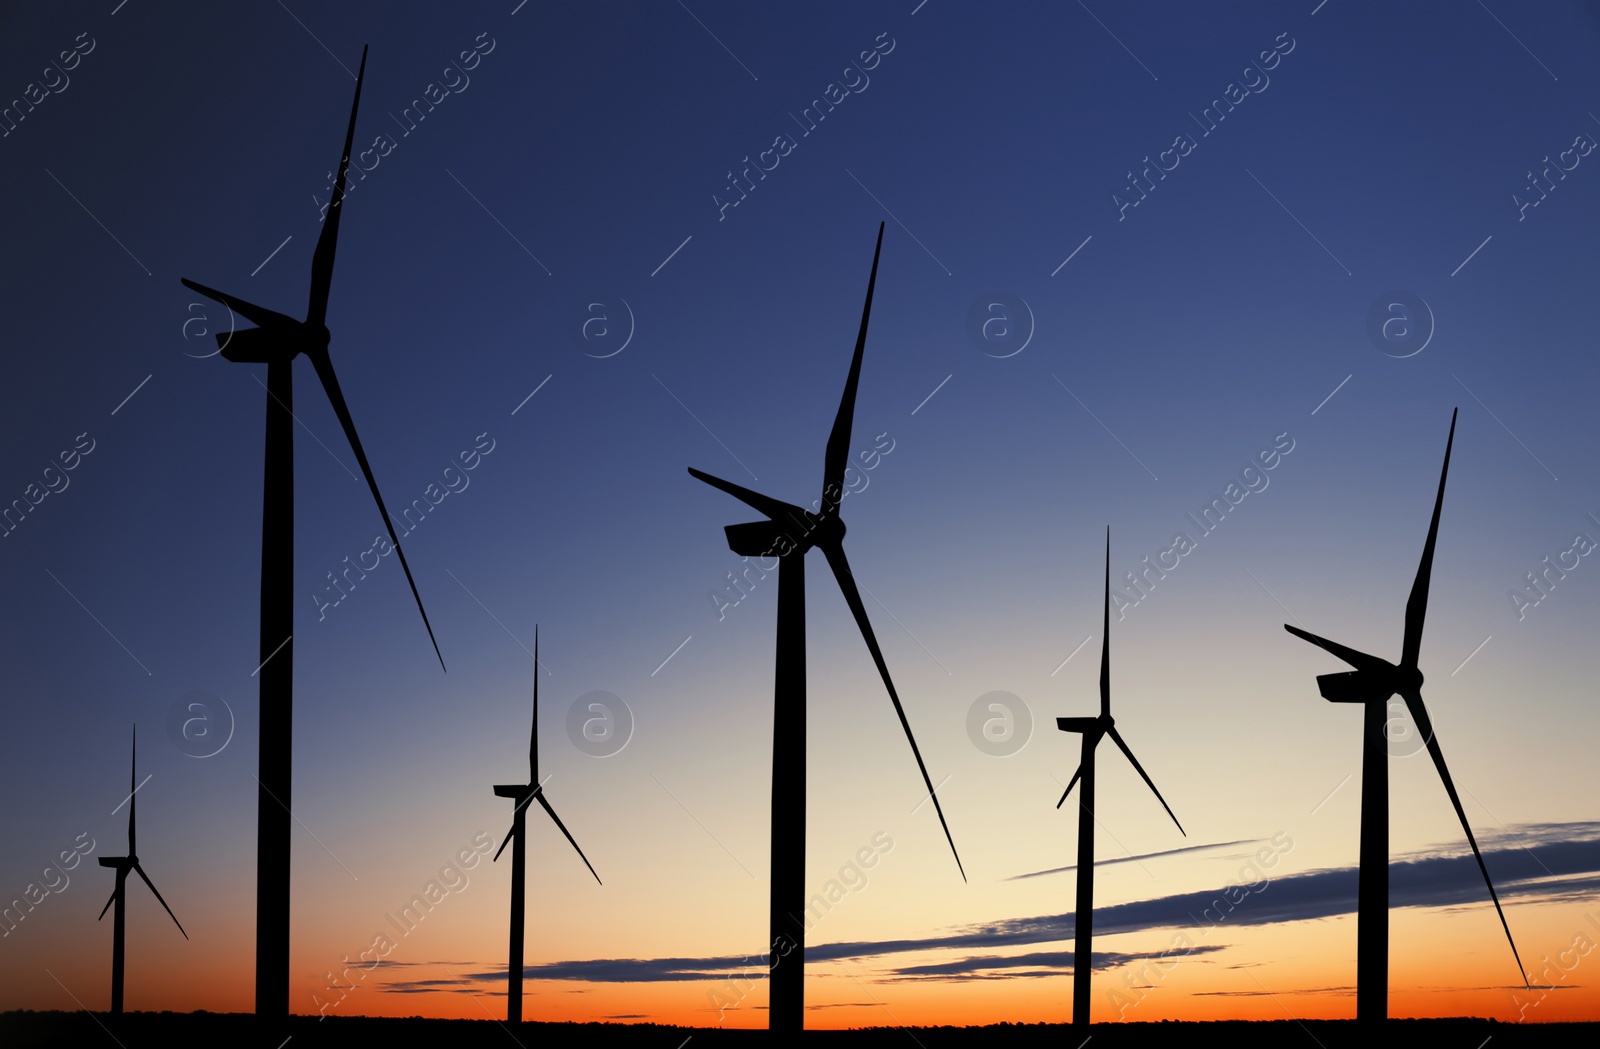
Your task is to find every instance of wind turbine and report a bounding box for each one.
[180,46,443,1022]
[492,626,601,1024]
[1055,528,1184,1027]
[98,727,187,1015]
[687,222,963,1032]
[1284,408,1527,1021]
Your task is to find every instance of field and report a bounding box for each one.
[2,1013,1595,1049]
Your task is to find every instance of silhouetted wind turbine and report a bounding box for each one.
[1285,408,1527,1022]
[493,627,601,1024]
[180,46,443,1023]
[1055,528,1184,1028]
[98,727,187,1016]
[688,223,963,1032]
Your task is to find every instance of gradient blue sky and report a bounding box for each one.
[2,0,1598,1028]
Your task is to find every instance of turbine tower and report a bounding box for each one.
[97,727,187,1015]
[1056,529,1184,1027]
[180,46,443,1024]
[492,627,601,1023]
[688,223,963,1032]
[1284,408,1527,1021]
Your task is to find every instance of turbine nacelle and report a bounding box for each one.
[1315,664,1424,705]
[218,326,328,364]
[1056,714,1111,739]
[725,518,810,559]
[217,322,331,364]
[696,475,847,559]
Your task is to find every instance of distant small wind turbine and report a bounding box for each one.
[98,727,187,1015]
[1284,408,1527,1022]
[493,627,601,1024]
[1056,528,1184,1028]
[688,223,963,1032]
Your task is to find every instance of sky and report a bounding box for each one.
[1,0,1599,1031]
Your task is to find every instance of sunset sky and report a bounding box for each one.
[2,0,1599,1031]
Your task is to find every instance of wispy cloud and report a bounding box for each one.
[1194,984,1354,998]
[387,823,1600,994]
[806,1001,887,1010]
[1007,839,1261,881]
[512,956,769,984]
[885,946,1228,982]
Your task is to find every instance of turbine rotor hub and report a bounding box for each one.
[808,511,845,544]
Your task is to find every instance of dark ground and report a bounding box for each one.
[1,1013,1595,1049]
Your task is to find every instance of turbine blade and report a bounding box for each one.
[687,467,802,523]
[819,538,965,882]
[126,725,138,856]
[179,279,298,332]
[1402,408,1457,668]
[820,222,885,516]
[536,792,602,885]
[308,350,445,672]
[1100,527,1111,718]
[97,886,118,922]
[491,823,519,863]
[1107,728,1185,836]
[132,863,188,940]
[1054,762,1085,809]
[530,627,539,782]
[308,45,368,328]
[1284,625,1391,675]
[1399,688,1527,988]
